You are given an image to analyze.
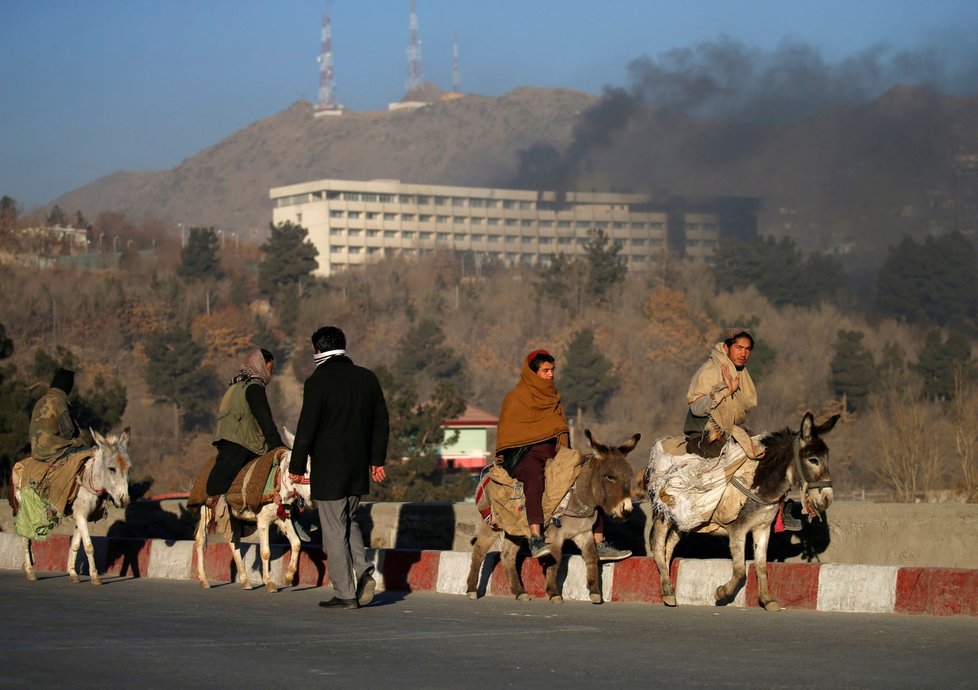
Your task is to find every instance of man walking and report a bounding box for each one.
[289,326,389,609]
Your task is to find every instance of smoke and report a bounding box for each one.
[628,36,973,125]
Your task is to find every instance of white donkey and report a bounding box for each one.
[14,428,132,584]
[193,428,314,592]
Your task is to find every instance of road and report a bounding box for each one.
[1,571,976,688]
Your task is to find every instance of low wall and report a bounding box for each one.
[3,499,977,569]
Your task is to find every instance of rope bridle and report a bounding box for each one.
[729,434,832,514]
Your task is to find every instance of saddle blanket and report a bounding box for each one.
[477,446,584,538]
[646,436,762,533]
[187,449,283,513]
[12,450,93,518]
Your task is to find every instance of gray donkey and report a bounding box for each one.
[467,429,639,603]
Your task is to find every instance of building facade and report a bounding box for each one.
[270,178,757,277]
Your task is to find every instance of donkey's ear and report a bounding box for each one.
[117,427,130,450]
[618,433,641,455]
[799,412,815,443]
[584,428,607,455]
[90,428,107,447]
[816,414,840,436]
[282,426,295,450]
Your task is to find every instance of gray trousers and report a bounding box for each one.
[317,495,372,600]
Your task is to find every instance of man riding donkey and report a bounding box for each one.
[682,327,801,530]
[493,349,631,560]
[190,348,313,540]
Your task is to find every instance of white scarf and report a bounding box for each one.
[314,349,347,367]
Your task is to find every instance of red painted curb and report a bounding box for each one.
[895,568,978,617]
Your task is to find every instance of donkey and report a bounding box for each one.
[193,428,313,592]
[647,412,838,611]
[13,428,133,584]
[466,429,639,604]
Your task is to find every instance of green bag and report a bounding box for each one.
[14,484,59,541]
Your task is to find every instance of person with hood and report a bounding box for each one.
[29,367,86,462]
[496,350,631,561]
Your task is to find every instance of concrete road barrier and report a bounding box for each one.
[2,531,976,617]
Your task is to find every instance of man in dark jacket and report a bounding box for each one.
[289,326,389,609]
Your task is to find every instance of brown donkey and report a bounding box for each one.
[466,429,639,604]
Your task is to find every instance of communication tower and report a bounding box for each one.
[315,6,342,116]
[405,0,423,96]
[452,34,460,93]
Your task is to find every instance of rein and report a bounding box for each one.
[79,455,108,497]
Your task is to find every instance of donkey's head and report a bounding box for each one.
[90,427,132,509]
[791,412,838,517]
[583,429,641,519]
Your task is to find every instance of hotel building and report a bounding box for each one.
[270,178,757,277]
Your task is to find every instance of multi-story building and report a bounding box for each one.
[270,178,757,277]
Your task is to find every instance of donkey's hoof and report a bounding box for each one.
[25,571,37,582]
[516,593,530,602]
[589,593,603,604]
[549,595,564,604]
[763,600,783,612]
[198,580,211,590]
[91,576,103,586]
[466,591,478,601]
[715,585,728,601]
[69,574,80,584]
[264,583,278,593]
[242,581,253,590]
[663,595,677,607]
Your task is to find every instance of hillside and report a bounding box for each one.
[53,85,978,253]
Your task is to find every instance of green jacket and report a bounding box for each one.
[213,380,268,456]
[29,388,83,462]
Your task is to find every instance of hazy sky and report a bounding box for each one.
[3,0,978,209]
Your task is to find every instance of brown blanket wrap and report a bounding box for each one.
[13,450,92,517]
[188,449,282,513]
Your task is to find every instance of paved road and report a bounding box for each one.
[1,571,977,688]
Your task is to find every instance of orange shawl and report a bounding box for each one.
[495,359,569,454]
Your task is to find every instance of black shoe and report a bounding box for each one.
[356,573,377,607]
[319,597,359,609]
[291,516,312,543]
[781,500,804,532]
[527,535,551,558]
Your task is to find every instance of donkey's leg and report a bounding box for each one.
[227,518,252,589]
[256,508,278,593]
[715,526,748,604]
[544,533,564,603]
[194,506,212,589]
[22,537,36,581]
[751,522,781,611]
[465,522,496,600]
[502,536,529,601]
[275,516,302,589]
[652,516,677,606]
[72,511,102,585]
[575,530,603,604]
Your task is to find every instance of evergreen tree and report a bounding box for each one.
[178,227,221,280]
[535,253,588,315]
[46,203,68,227]
[73,375,127,434]
[0,196,19,231]
[913,329,977,401]
[394,319,467,397]
[144,326,220,431]
[830,330,877,412]
[876,341,907,390]
[368,368,470,502]
[877,232,978,332]
[0,328,28,488]
[0,323,12,360]
[560,328,620,420]
[584,228,627,305]
[259,221,318,301]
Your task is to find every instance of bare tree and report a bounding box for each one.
[869,379,946,502]
[950,370,978,502]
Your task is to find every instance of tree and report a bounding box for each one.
[0,196,19,231]
[535,253,588,315]
[912,330,976,401]
[0,323,12,360]
[584,228,627,305]
[46,204,68,227]
[713,236,848,307]
[259,221,318,301]
[560,328,620,420]
[143,326,220,432]
[178,227,221,280]
[830,330,876,412]
[393,319,468,398]
[368,368,470,502]
[73,375,127,434]
[0,326,28,490]
[877,232,978,332]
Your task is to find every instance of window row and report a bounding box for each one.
[326,210,667,230]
